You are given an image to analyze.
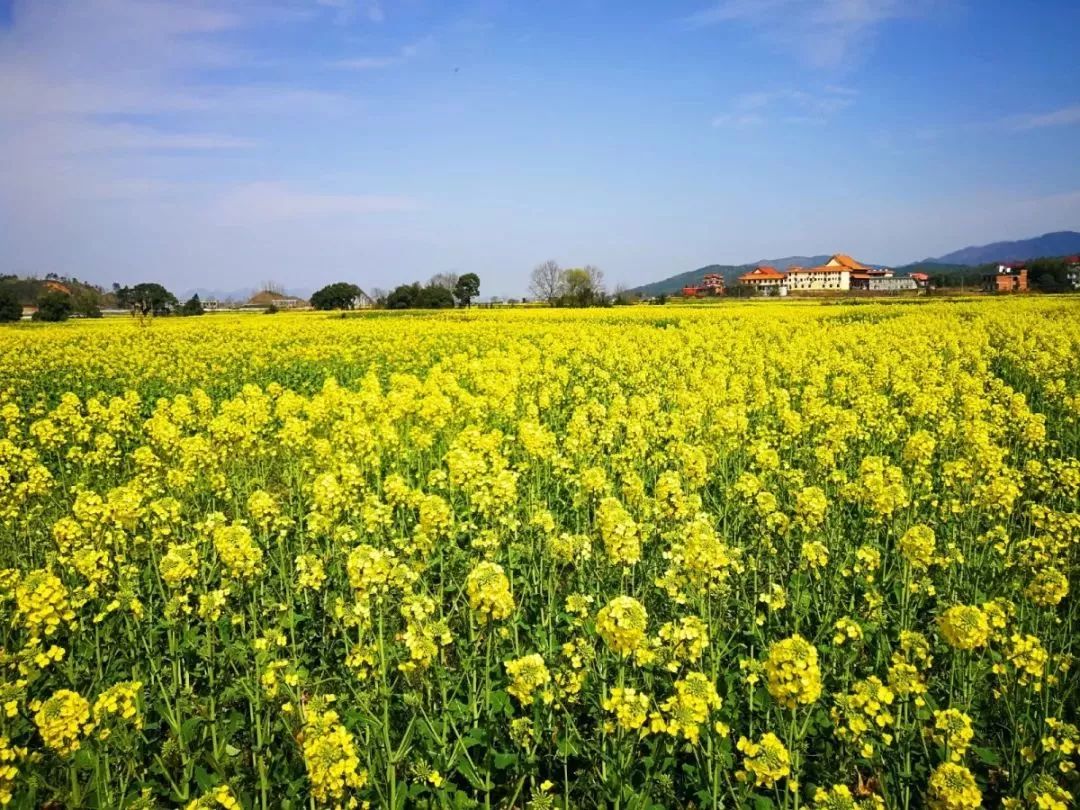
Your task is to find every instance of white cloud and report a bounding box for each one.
[0,0,370,209]
[315,0,385,24]
[712,86,857,127]
[1009,104,1080,131]
[216,182,419,222]
[711,112,766,128]
[684,0,941,67]
[333,36,433,70]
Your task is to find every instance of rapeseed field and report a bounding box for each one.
[0,299,1077,809]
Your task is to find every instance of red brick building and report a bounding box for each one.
[982,263,1028,292]
[682,272,726,297]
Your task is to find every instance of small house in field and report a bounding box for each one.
[681,273,726,297]
[737,266,788,295]
[351,289,375,309]
[982,263,1028,293]
[244,290,309,310]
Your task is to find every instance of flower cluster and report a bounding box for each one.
[301,700,369,808]
[931,708,974,762]
[764,634,822,708]
[505,654,552,706]
[926,762,981,810]
[652,672,722,744]
[938,605,990,651]
[465,561,515,621]
[603,687,650,733]
[32,689,93,756]
[737,732,791,788]
[595,596,649,658]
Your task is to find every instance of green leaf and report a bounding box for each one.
[973,746,1000,766]
[489,689,511,716]
[556,733,580,757]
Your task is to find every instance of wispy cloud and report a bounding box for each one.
[21,121,257,154]
[216,182,418,222]
[1008,104,1080,131]
[316,0,386,25]
[332,36,432,70]
[712,86,857,127]
[0,1,367,201]
[684,0,941,67]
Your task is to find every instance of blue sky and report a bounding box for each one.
[1,0,1079,298]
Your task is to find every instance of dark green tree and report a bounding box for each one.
[453,273,481,308]
[387,283,421,309]
[0,289,21,322]
[310,282,363,311]
[416,283,455,309]
[33,290,74,322]
[180,294,206,316]
[116,283,178,316]
[71,288,103,318]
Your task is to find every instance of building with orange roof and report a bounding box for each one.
[784,253,917,292]
[737,265,788,295]
[785,254,861,291]
[828,254,871,271]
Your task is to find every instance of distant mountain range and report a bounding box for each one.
[628,231,1080,296]
[921,231,1080,266]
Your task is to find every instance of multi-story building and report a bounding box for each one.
[982,264,1028,292]
[681,273,726,297]
[786,254,870,291]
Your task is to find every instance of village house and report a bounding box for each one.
[909,272,931,289]
[850,267,918,292]
[982,263,1028,292]
[681,272,725,297]
[737,266,788,295]
[1065,256,1080,290]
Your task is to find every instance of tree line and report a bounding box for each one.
[528,261,612,306]
[310,273,481,311]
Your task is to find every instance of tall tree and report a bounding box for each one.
[386,283,421,309]
[584,265,605,297]
[0,289,22,322]
[33,290,74,322]
[180,294,206,316]
[453,273,480,308]
[429,272,460,291]
[416,283,455,309]
[529,260,563,304]
[310,282,363,310]
[116,283,178,316]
